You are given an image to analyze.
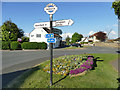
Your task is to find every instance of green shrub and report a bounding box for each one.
[21,36,29,42]
[80,42,88,44]
[0,41,2,50]
[37,42,42,49]
[41,42,47,49]
[21,42,38,49]
[2,41,10,50]
[90,42,94,44]
[21,42,47,49]
[10,41,20,50]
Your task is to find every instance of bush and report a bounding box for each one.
[21,36,29,42]
[2,41,10,50]
[10,41,20,50]
[37,42,42,49]
[40,42,47,49]
[21,42,38,49]
[21,42,47,50]
[80,42,88,44]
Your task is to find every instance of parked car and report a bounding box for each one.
[70,43,82,47]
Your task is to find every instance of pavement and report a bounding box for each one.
[1,46,119,88]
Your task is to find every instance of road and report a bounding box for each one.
[2,46,119,87]
[2,46,118,74]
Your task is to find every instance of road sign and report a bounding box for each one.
[54,19,74,27]
[52,28,62,34]
[43,3,74,86]
[47,38,56,43]
[34,19,74,28]
[45,33,54,38]
[44,3,58,15]
[34,22,49,28]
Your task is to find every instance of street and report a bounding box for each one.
[2,46,119,87]
[2,46,118,74]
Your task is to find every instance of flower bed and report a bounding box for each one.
[43,55,94,76]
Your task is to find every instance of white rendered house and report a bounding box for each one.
[29,27,62,49]
[81,35,100,43]
[89,33,100,42]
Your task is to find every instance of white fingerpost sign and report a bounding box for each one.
[44,3,58,15]
[54,19,74,27]
[43,3,74,86]
[44,3,58,86]
[34,19,74,28]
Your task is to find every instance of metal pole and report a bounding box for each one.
[50,14,53,86]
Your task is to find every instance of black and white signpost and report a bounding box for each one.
[44,3,58,86]
[43,3,74,86]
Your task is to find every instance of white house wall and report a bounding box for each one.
[93,36,99,42]
[29,28,61,49]
[29,28,50,48]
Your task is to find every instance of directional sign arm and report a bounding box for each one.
[34,19,74,28]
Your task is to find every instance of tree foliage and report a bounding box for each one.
[71,32,83,43]
[65,35,70,45]
[66,35,70,42]
[95,31,107,42]
[112,1,120,19]
[21,36,29,42]
[1,20,24,41]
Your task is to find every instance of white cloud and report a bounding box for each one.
[113,24,118,27]
[108,30,118,39]
[110,30,116,35]
[88,31,95,35]
[61,33,73,40]
[103,31,107,34]
[24,33,30,37]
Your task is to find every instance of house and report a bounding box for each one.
[81,37,89,42]
[29,27,62,49]
[89,33,100,42]
[81,33,101,43]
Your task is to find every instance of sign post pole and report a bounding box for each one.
[44,3,58,86]
[44,3,73,86]
[50,14,53,86]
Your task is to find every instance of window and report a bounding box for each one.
[31,35,34,37]
[36,34,41,37]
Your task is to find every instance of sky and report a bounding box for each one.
[2,2,118,39]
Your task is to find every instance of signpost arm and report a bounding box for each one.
[50,14,53,86]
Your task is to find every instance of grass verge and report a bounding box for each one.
[62,46,85,49]
[6,53,118,88]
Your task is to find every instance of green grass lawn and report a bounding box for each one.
[6,53,118,88]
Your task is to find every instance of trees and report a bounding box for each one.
[1,20,24,41]
[95,31,107,42]
[21,36,29,42]
[71,32,83,43]
[65,35,70,45]
[112,1,120,19]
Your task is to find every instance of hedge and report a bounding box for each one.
[80,42,88,44]
[2,41,10,50]
[21,42,47,49]
[10,41,20,50]
[40,42,47,49]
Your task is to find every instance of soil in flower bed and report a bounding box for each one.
[70,70,87,77]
